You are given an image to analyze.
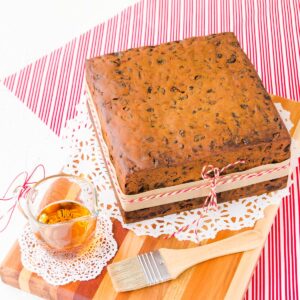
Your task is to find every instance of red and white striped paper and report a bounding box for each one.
[1,0,299,298]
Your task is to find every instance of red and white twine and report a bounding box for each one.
[200,160,246,209]
[0,164,45,232]
[166,160,245,240]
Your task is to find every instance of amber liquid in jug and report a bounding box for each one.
[37,200,97,251]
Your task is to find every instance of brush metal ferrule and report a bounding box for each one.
[137,250,170,286]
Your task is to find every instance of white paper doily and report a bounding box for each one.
[60,96,294,243]
[19,215,117,285]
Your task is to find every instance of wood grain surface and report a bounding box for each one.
[0,96,299,300]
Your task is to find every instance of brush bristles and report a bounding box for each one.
[107,257,148,292]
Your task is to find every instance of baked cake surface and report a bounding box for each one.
[86,32,291,195]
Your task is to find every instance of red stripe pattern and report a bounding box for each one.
[1,0,299,298]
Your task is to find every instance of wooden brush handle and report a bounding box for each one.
[160,230,263,279]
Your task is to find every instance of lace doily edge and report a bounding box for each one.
[18,217,118,286]
[122,187,289,243]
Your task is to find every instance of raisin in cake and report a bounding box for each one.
[86,32,291,222]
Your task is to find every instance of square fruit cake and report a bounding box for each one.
[86,32,291,223]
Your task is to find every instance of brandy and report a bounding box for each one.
[36,200,97,251]
[38,200,91,224]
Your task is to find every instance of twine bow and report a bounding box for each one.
[0,164,45,232]
[201,160,245,210]
[167,160,245,241]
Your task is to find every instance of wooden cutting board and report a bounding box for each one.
[1,96,299,300]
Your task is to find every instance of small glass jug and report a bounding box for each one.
[20,175,98,251]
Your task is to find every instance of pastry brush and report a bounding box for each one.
[107,230,263,292]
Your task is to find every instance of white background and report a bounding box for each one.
[0,0,138,298]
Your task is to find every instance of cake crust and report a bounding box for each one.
[86,32,291,195]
